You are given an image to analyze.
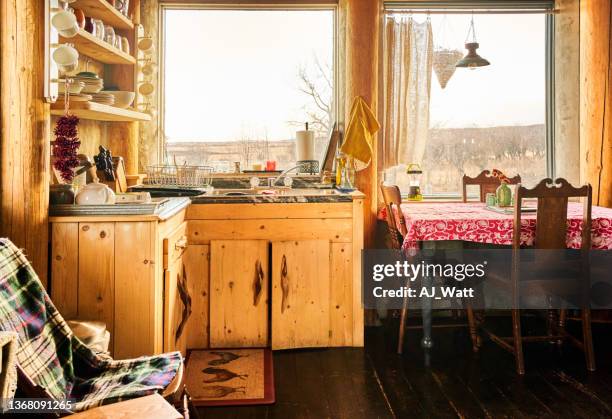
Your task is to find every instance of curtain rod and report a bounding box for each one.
[385,9,558,14]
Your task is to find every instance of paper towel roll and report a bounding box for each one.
[296,129,315,161]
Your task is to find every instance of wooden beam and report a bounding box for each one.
[343,0,380,247]
[580,0,612,207]
[1,0,50,285]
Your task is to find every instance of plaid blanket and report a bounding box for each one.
[0,239,182,412]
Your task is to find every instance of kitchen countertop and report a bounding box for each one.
[49,197,191,222]
[190,190,358,204]
[49,190,364,221]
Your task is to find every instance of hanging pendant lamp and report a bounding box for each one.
[456,14,490,69]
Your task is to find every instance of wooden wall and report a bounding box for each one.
[343,0,380,248]
[1,0,50,285]
[580,0,612,207]
[555,0,580,184]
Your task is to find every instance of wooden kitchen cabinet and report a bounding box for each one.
[271,240,330,349]
[209,240,269,348]
[50,208,187,358]
[186,195,365,350]
[163,253,187,355]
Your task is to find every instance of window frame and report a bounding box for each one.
[158,2,339,167]
[382,1,556,199]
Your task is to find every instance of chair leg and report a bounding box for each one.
[581,307,596,372]
[397,295,408,354]
[511,309,525,375]
[466,305,479,352]
[557,308,567,346]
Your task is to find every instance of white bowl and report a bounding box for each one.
[58,81,84,94]
[102,91,135,108]
[81,84,103,94]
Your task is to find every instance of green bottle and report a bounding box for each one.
[496,182,512,207]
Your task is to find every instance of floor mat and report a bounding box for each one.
[185,348,275,406]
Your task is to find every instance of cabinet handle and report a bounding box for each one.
[175,265,192,344]
[175,236,188,251]
[280,255,289,313]
[253,259,264,306]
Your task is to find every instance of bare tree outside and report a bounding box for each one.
[291,55,334,140]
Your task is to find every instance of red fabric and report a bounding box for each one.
[378,202,612,251]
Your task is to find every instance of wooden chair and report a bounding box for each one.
[380,183,479,354]
[481,178,595,375]
[462,170,521,202]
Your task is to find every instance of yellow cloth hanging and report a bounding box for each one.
[340,96,380,168]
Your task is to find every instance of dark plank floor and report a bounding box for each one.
[199,316,612,419]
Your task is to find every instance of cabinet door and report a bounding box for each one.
[210,240,268,347]
[164,257,189,355]
[183,245,210,349]
[271,240,330,349]
[114,222,158,359]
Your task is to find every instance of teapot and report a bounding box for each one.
[75,181,116,205]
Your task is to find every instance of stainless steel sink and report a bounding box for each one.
[206,188,342,197]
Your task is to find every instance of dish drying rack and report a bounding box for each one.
[144,165,213,187]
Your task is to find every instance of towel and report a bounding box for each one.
[340,96,381,169]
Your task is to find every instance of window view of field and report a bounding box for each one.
[385,13,547,195]
[163,9,334,171]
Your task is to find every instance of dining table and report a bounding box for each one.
[378,201,612,362]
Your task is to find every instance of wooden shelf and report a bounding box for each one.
[51,101,151,122]
[71,0,134,30]
[60,29,135,65]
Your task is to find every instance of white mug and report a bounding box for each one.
[51,11,79,38]
[52,44,79,66]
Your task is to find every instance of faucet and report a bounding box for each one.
[271,162,314,186]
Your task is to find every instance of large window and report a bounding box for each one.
[162,7,336,172]
[384,12,549,196]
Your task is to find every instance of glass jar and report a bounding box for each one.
[93,19,105,40]
[104,25,115,45]
[114,35,122,51]
[121,36,130,54]
[84,17,95,35]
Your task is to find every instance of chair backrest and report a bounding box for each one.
[462,170,521,203]
[380,183,407,250]
[513,178,592,250]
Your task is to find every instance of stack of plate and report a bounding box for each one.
[74,72,104,94]
[91,92,115,105]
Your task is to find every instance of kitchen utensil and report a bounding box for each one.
[58,80,84,94]
[84,17,94,35]
[52,44,79,67]
[101,90,135,108]
[75,180,116,205]
[141,61,156,76]
[50,184,75,205]
[138,81,155,96]
[104,25,115,45]
[51,10,79,38]
[93,19,105,40]
[113,35,122,50]
[137,37,154,51]
[121,36,130,54]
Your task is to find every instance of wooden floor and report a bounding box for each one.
[199,316,612,418]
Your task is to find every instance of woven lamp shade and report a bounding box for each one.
[433,48,463,88]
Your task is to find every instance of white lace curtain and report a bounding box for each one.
[382,16,434,169]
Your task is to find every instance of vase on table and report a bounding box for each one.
[496,182,512,207]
